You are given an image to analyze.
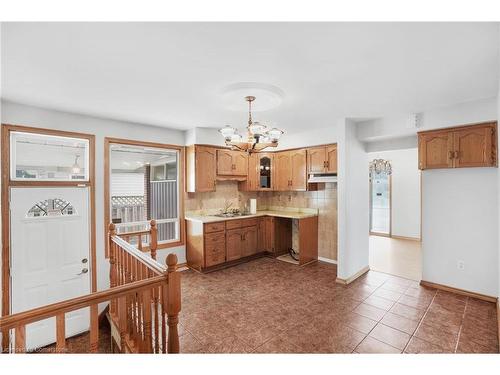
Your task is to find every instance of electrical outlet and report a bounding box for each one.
[457,260,465,270]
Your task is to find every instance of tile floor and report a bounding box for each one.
[176,257,499,353]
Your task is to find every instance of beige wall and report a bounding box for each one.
[185,181,338,261]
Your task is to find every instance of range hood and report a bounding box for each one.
[308,173,337,183]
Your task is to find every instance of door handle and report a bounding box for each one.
[77,268,88,275]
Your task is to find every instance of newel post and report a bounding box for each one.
[109,223,117,314]
[165,253,181,353]
[150,219,158,260]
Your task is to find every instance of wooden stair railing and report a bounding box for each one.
[108,220,180,354]
[0,220,181,354]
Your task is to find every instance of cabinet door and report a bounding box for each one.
[242,226,258,257]
[453,126,495,168]
[226,229,242,262]
[241,153,258,191]
[232,151,248,176]
[290,149,307,191]
[418,131,454,170]
[258,218,265,251]
[275,152,291,191]
[326,145,337,173]
[216,149,234,175]
[307,146,326,173]
[264,217,275,252]
[195,146,217,192]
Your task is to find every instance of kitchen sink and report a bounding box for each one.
[213,212,252,218]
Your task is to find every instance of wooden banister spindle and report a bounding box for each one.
[150,220,157,260]
[117,296,127,353]
[14,325,25,353]
[89,304,99,353]
[109,223,117,315]
[56,313,66,353]
[141,289,152,353]
[165,254,181,354]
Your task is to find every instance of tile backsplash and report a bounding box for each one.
[184,181,338,261]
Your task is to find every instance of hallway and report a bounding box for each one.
[369,235,422,281]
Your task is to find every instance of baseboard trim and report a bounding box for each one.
[391,235,421,242]
[420,280,497,303]
[318,257,337,265]
[336,266,370,285]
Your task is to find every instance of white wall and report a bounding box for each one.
[368,148,421,239]
[422,168,498,297]
[357,97,497,142]
[337,118,369,280]
[1,100,187,297]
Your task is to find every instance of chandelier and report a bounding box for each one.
[219,96,284,152]
[369,159,392,175]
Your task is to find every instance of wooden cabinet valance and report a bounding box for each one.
[418,122,497,170]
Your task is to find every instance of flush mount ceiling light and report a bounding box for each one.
[219,96,284,153]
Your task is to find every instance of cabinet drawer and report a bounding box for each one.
[240,218,259,228]
[204,221,225,233]
[205,238,225,253]
[205,251,226,267]
[205,232,225,244]
[225,220,242,230]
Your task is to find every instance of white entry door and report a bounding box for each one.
[10,187,91,351]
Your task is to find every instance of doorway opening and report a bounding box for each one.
[367,150,422,281]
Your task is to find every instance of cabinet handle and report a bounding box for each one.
[454,151,460,159]
[449,151,455,160]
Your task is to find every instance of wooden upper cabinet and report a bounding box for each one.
[216,149,248,176]
[307,146,326,173]
[186,145,217,192]
[418,131,454,170]
[307,144,337,173]
[239,153,274,191]
[418,122,497,170]
[289,149,307,191]
[326,145,338,173]
[453,126,495,168]
[275,151,291,191]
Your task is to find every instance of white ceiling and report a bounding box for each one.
[1,22,499,134]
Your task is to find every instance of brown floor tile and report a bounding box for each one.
[390,303,426,321]
[456,339,499,354]
[353,303,387,321]
[364,295,396,311]
[404,337,447,354]
[345,313,378,334]
[355,336,401,354]
[373,288,403,302]
[369,323,411,350]
[414,323,458,352]
[380,312,420,335]
[398,294,432,310]
[253,336,302,353]
[172,260,497,354]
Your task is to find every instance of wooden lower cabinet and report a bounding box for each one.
[187,217,272,272]
[226,228,243,262]
[241,225,258,257]
[258,217,275,252]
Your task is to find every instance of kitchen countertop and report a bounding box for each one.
[185,206,318,223]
